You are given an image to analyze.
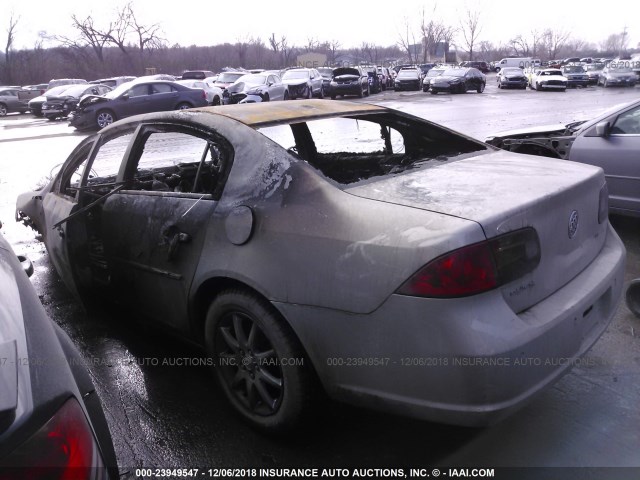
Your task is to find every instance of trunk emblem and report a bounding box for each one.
[568,210,579,239]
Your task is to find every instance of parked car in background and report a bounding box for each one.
[47,78,88,90]
[486,97,640,216]
[394,68,422,91]
[176,79,223,106]
[15,100,625,433]
[459,61,489,73]
[562,64,589,87]
[329,66,369,99]
[377,66,393,90]
[281,68,324,99]
[430,67,486,94]
[181,70,215,80]
[495,57,531,72]
[28,85,77,117]
[42,84,112,120]
[598,63,637,88]
[223,73,289,104]
[90,76,136,88]
[0,228,118,477]
[360,65,382,94]
[529,69,568,91]
[212,72,247,92]
[17,84,48,104]
[496,67,528,89]
[0,87,28,116]
[69,79,208,130]
[317,67,334,96]
[586,63,605,84]
[561,57,581,66]
[421,67,446,92]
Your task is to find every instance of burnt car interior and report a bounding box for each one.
[260,113,486,184]
[54,123,233,291]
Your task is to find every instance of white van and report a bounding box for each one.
[495,58,533,72]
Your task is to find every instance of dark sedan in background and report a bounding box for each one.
[361,65,382,93]
[42,84,112,120]
[69,79,208,130]
[430,67,486,94]
[224,73,289,103]
[496,68,528,89]
[329,67,369,98]
[394,68,422,91]
[317,67,334,96]
[0,227,118,477]
[562,65,589,88]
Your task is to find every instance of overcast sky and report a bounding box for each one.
[6,0,639,53]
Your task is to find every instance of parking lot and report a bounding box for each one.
[1,77,639,478]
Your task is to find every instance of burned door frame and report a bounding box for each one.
[99,122,235,332]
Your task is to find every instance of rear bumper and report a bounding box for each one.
[277,224,625,426]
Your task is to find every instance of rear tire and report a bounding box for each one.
[176,102,193,110]
[212,96,221,106]
[283,91,290,101]
[626,279,640,318]
[204,289,317,433]
[477,83,485,93]
[0,103,7,116]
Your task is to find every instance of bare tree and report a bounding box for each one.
[459,7,482,61]
[397,16,418,63]
[125,3,165,67]
[541,29,570,60]
[327,39,340,65]
[360,42,378,64]
[64,15,111,63]
[3,13,19,83]
[509,31,541,57]
[279,36,295,67]
[304,37,319,53]
[420,7,456,63]
[268,33,279,54]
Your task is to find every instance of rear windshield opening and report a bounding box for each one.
[258,114,487,185]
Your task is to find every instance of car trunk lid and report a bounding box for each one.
[345,150,608,313]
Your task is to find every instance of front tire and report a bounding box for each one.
[96,110,116,129]
[306,85,312,99]
[0,103,7,116]
[212,96,221,106]
[477,83,485,93]
[204,290,316,433]
[283,91,290,101]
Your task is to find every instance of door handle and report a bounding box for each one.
[163,226,191,261]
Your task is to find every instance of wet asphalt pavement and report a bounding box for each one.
[1,76,639,478]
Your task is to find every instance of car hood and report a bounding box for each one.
[77,95,111,108]
[333,74,360,82]
[227,81,263,93]
[281,78,308,86]
[485,123,570,140]
[536,75,568,81]
[345,149,608,313]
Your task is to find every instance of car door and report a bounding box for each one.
[99,123,231,332]
[118,83,152,118]
[41,127,135,297]
[571,104,640,214]
[150,82,180,111]
[267,75,284,100]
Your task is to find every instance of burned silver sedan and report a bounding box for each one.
[16,100,625,432]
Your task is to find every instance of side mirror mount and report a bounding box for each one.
[17,255,34,277]
[121,93,129,100]
[595,121,611,137]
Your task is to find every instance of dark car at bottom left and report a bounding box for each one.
[70,79,209,130]
[0,225,118,478]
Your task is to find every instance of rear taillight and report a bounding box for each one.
[0,397,105,479]
[397,228,540,298]
[201,90,207,100]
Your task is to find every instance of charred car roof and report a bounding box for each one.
[121,99,387,129]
